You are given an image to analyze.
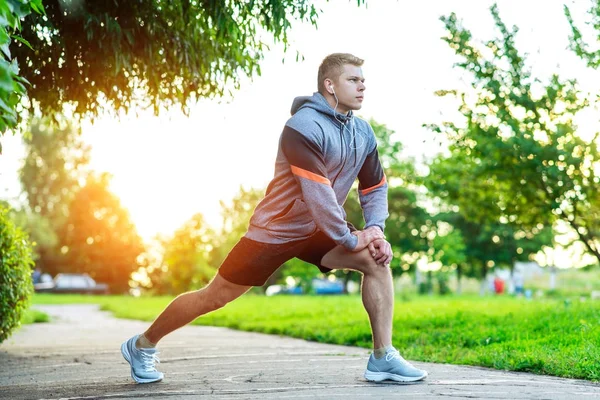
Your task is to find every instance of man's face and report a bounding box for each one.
[331,64,366,114]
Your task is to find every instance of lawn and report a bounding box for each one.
[32,293,600,381]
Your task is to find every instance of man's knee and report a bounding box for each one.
[323,247,388,275]
[354,249,387,276]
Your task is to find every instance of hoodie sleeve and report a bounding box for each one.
[281,126,358,250]
[357,144,389,232]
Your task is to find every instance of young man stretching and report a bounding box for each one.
[121,53,428,384]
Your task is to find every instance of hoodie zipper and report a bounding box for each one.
[331,118,349,187]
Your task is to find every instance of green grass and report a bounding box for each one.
[20,307,50,324]
[32,293,600,381]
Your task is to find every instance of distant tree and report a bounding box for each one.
[149,213,215,295]
[345,119,429,282]
[18,117,89,274]
[430,211,552,293]
[428,5,600,263]
[429,224,466,294]
[210,186,264,269]
[277,258,322,293]
[20,118,90,222]
[2,201,57,262]
[61,173,143,293]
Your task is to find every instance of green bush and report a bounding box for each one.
[0,205,34,343]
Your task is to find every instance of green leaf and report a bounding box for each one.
[0,3,17,30]
[0,26,10,46]
[0,96,12,113]
[0,60,13,91]
[10,0,30,18]
[14,74,30,85]
[1,111,16,126]
[9,58,18,74]
[14,81,26,94]
[30,0,46,15]
[0,12,8,27]
[11,35,33,51]
[0,111,17,127]
[0,43,9,59]
[124,30,134,46]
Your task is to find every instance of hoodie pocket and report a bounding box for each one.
[266,199,317,239]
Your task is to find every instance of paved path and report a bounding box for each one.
[1,304,599,399]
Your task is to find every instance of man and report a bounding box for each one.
[121,53,428,384]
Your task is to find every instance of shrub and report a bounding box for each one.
[0,205,35,343]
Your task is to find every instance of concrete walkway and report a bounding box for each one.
[0,304,598,400]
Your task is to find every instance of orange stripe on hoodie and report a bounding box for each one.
[291,165,331,185]
[360,175,386,195]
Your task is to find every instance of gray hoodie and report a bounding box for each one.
[245,92,389,250]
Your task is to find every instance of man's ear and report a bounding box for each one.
[325,79,335,95]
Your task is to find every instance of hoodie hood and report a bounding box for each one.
[291,92,353,122]
[290,92,360,167]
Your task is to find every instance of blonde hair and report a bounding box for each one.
[317,53,364,94]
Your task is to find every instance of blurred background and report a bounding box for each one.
[2,0,600,300]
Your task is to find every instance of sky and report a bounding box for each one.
[1,0,598,266]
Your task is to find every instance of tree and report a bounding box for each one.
[429,223,466,294]
[277,257,322,292]
[428,5,600,263]
[565,0,600,68]
[210,186,264,269]
[345,119,430,279]
[61,173,143,293]
[20,118,90,222]
[2,1,368,150]
[429,211,552,293]
[19,117,89,274]
[211,185,326,291]
[0,204,34,343]
[10,1,359,121]
[0,0,44,140]
[2,201,57,262]
[149,213,216,295]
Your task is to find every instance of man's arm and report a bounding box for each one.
[357,145,389,232]
[281,126,364,251]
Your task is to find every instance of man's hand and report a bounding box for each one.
[368,238,393,266]
[351,227,384,252]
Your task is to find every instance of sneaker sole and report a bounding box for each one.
[121,341,163,384]
[364,370,428,383]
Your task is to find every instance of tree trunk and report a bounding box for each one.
[427,270,433,295]
[343,272,352,294]
[569,219,600,263]
[479,263,488,296]
[549,265,557,290]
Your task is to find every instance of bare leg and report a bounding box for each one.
[144,274,251,344]
[322,246,394,349]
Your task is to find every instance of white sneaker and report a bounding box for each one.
[364,349,428,382]
[121,334,163,383]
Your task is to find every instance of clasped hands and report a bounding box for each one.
[352,226,392,267]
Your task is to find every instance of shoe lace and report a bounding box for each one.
[385,349,405,363]
[140,351,160,372]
